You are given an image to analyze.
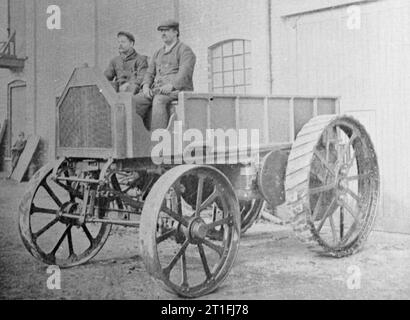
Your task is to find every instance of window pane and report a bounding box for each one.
[235,86,245,94]
[224,72,234,86]
[233,40,244,55]
[223,42,233,56]
[224,87,234,94]
[213,73,223,87]
[244,54,252,68]
[213,58,222,72]
[212,46,222,58]
[223,57,233,71]
[234,70,244,85]
[244,40,251,53]
[245,69,252,85]
[234,55,244,70]
[209,40,252,94]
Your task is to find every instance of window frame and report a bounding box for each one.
[208,39,252,94]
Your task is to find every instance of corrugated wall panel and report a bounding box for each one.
[279,0,410,233]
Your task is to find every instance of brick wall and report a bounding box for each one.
[178,0,271,94]
[0,0,9,128]
[0,0,7,40]
[96,0,176,74]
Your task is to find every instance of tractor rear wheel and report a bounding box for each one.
[285,115,379,257]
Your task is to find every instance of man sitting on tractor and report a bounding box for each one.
[104,31,148,94]
[132,19,196,130]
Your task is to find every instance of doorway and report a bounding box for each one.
[6,80,27,160]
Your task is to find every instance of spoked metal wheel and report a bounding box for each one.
[111,170,160,202]
[240,199,264,234]
[109,170,160,220]
[140,165,241,298]
[285,115,379,257]
[197,198,263,241]
[168,171,262,235]
[18,161,112,267]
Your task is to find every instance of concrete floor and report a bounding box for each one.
[0,177,409,300]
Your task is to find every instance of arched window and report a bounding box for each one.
[209,40,252,94]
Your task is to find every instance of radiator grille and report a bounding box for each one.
[59,85,112,149]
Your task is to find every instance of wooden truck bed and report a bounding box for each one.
[56,66,339,160]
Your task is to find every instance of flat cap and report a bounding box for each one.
[117,31,135,43]
[157,19,180,31]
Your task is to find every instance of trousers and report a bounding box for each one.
[132,92,178,130]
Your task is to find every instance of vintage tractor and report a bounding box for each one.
[18,66,379,297]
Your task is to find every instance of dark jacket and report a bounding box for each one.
[104,48,148,93]
[11,139,26,152]
[142,41,196,92]
[11,138,26,170]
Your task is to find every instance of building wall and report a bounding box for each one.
[0,0,11,168]
[270,0,410,233]
[178,0,271,93]
[0,0,12,127]
[96,0,176,70]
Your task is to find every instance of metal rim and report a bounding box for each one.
[140,165,241,298]
[240,199,264,234]
[285,115,380,257]
[18,161,112,268]
[208,199,264,240]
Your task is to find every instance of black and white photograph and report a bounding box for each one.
[0,0,409,303]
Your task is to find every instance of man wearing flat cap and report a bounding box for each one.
[104,31,148,94]
[132,19,196,130]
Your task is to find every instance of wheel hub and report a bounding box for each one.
[187,218,208,244]
[336,164,350,196]
[58,202,82,226]
[338,178,348,191]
